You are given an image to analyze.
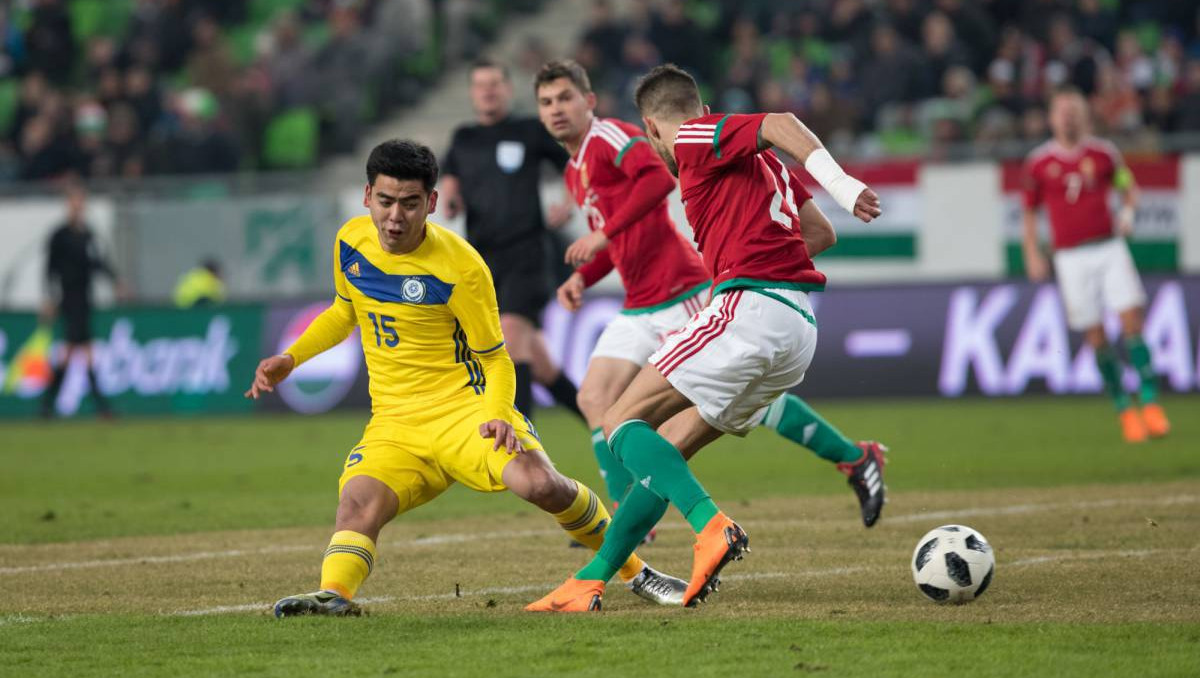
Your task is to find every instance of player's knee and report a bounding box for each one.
[577,383,611,426]
[510,460,573,511]
[334,486,395,536]
[1083,326,1108,348]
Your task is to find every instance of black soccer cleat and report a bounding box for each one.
[837,441,888,528]
[273,590,362,618]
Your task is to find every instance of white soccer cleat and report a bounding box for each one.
[627,565,689,606]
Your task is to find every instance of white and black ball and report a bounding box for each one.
[911,525,995,604]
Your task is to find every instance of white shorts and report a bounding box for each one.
[591,292,708,365]
[1053,237,1146,331]
[649,288,818,436]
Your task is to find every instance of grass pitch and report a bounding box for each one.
[2,396,1198,677]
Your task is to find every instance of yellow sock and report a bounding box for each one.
[555,481,645,583]
[319,530,377,599]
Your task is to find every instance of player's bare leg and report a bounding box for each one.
[275,476,399,618]
[1118,306,1168,437]
[503,446,686,606]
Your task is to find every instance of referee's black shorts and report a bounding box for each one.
[59,295,93,344]
[479,237,553,327]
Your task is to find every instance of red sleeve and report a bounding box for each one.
[674,113,767,173]
[601,139,676,238]
[1022,160,1042,209]
[577,247,615,287]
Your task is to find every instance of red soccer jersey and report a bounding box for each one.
[565,117,711,310]
[673,113,822,293]
[1023,137,1124,250]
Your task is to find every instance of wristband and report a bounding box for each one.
[805,149,867,214]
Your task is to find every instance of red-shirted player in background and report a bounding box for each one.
[531,60,887,558]
[528,64,880,612]
[1022,88,1169,443]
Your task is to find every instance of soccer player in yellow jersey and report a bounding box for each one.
[246,140,685,616]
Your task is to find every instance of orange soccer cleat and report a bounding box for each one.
[1120,408,1148,444]
[1140,403,1171,439]
[682,512,749,607]
[524,578,604,612]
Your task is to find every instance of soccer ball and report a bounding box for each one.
[911,525,995,604]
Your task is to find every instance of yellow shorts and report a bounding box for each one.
[337,393,543,515]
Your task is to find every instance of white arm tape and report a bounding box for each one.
[805,148,867,214]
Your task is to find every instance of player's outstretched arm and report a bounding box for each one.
[245,354,295,399]
[1020,208,1049,283]
[759,113,881,223]
[797,200,836,257]
[245,301,355,399]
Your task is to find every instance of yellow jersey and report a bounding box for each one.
[285,216,513,417]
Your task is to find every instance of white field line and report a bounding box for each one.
[5,494,1196,576]
[171,552,1167,617]
[0,614,43,627]
[0,544,314,575]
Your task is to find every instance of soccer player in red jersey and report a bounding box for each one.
[533,60,887,544]
[1022,88,1169,443]
[527,64,880,611]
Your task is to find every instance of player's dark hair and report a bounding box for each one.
[366,139,439,193]
[534,59,592,95]
[634,64,703,118]
[470,58,511,82]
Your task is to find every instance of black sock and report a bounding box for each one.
[41,365,66,416]
[546,372,585,423]
[87,367,111,415]
[514,362,534,418]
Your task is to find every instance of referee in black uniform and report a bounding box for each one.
[440,58,583,422]
[41,184,119,418]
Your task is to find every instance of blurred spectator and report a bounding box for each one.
[921,12,972,98]
[649,0,707,80]
[174,258,226,308]
[1042,14,1107,95]
[148,88,238,174]
[1075,0,1119,50]
[581,0,627,73]
[187,15,239,103]
[25,0,75,85]
[859,23,927,126]
[127,0,191,72]
[311,6,371,153]
[933,0,996,73]
[264,12,315,109]
[1177,59,1200,131]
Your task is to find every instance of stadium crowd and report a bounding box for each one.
[0,0,540,183]
[574,0,1200,158]
[4,0,1199,182]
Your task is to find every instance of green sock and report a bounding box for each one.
[1124,335,1159,405]
[609,420,719,534]
[575,483,668,583]
[591,427,633,504]
[1095,344,1132,411]
[763,394,861,464]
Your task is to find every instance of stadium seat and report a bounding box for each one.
[262,108,319,169]
[228,23,263,66]
[249,0,307,25]
[69,0,131,42]
[0,79,17,138]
